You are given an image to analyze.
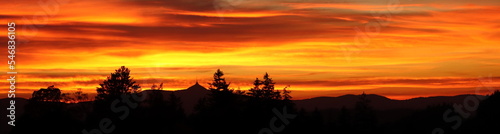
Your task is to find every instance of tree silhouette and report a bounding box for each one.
[205,69,238,110]
[15,85,72,134]
[144,84,164,108]
[151,83,163,90]
[283,85,292,101]
[61,88,89,103]
[208,69,231,92]
[208,69,237,104]
[73,88,89,101]
[95,66,141,101]
[248,73,282,100]
[31,85,62,102]
[262,73,281,99]
[193,69,245,134]
[248,77,264,98]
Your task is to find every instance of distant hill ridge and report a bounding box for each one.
[293,94,485,111]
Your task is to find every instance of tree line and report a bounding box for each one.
[14,66,296,134]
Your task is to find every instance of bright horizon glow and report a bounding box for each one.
[1,0,500,100]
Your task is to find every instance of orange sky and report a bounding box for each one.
[1,0,500,100]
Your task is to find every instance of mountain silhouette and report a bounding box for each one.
[141,81,210,114]
[294,94,485,111]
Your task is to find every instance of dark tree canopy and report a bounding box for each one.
[248,78,264,98]
[150,83,163,90]
[248,73,282,100]
[95,66,141,101]
[208,69,231,92]
[61,88,89,103]
[31,85,62,102]
[283,86,292,100]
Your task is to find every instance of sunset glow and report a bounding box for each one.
[2,0,500,100]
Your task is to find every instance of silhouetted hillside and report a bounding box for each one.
[2,92,497,134]
[294,94,484,111]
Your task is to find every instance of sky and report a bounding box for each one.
[1,0,500,100]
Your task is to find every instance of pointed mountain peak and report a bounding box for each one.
[187,82,207,91]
